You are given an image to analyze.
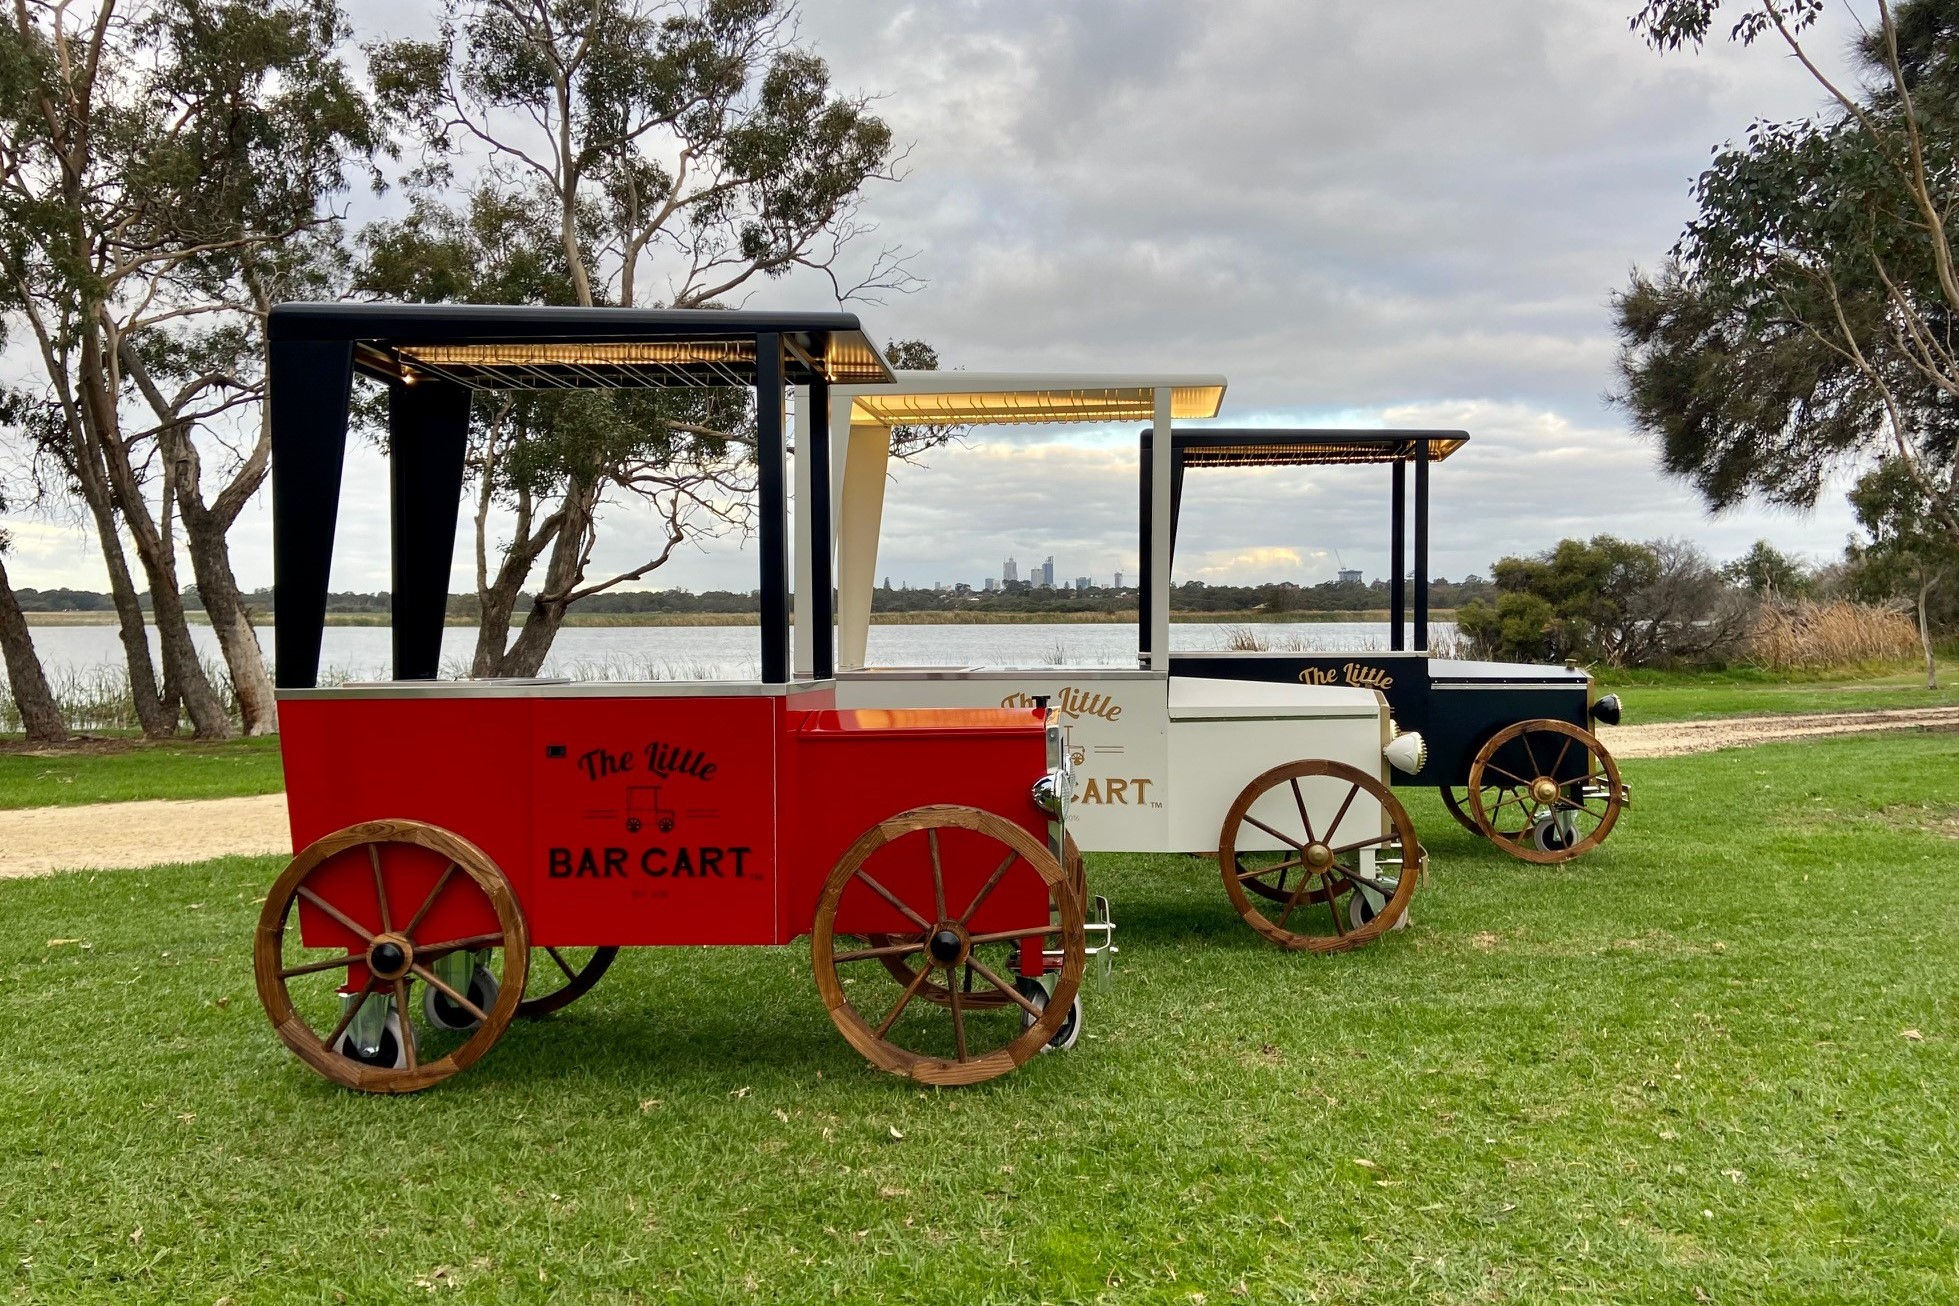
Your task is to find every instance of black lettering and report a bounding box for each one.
[641,848,668,877]
[672,847,695,877]
[700,846,723,876]
[575,849,601,877]
[604,847,627,878]
[730,847,751,878]
[548,848,572,878]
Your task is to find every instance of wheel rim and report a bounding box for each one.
[868,832,1083,1010]
[1219,760,1422,953]
[1466,720,1623,864]
[813,805,1086,1087]
[518,946,620,1018]
[253,819,529,1094]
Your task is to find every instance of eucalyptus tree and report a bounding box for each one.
[0,511,65,741]
[363,0,908,676]
[1848,457,1957,686]
[0,0,375,737]
[1616,0,1959,542]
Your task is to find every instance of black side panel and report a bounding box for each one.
[270,339,355,690]
[389,379,471,680]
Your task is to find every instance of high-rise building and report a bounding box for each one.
[983,577,999,592]
[1337,567,1363,585]
[1114,572,1123,588]
[1003,557,1019,584]
[1041,556,1056,588]
[1074,577,1091,591]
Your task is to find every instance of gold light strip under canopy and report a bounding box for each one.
[850,382,1225,427]
[389,338,891,390]
[1182,436,1467,468]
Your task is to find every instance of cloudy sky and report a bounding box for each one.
[2,1,1869,595]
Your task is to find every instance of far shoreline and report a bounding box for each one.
[24,608,1457,629]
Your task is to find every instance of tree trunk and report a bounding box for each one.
[497,484,596,677]
[75,453,174,737]
[1920,578,1940,690]
[186,514,275,733]
[0,556,67,742]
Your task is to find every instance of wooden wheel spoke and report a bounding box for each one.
[1275,872,1318,930]
[296,886,375,943]
[854,869,933,932]
[949,985,969,1062]
[967,957,1045,1021]
[967,924,1064,947]
[1480,761,1534,790]
[927,829,946,921]
[1520,731,1543,777]
[1289,778,1316,846]
[875,963,935,1038]
[958,851,1020,926]
[369,845,392,934]
[546,946,579,982]
[834,938,928,964]
[1329,833,1396,858]
[393,980,418,1070]
[1325,874,1349,936]
[1321,783,1362,847]
[401,864,457,941]
[1551,735,1574,781]
[1242,813,1304,849]
[280,951,360,980]
[1237,855,1305,882]
[410,963,488,1025]
[324,981,376,1048]
[417,932,504,958]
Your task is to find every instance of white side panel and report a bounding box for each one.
[792,387,815,678]
[1165,714,1388,853]
[835,421,891,670]
[838,670,1170,851]
[1148,386,1172,670]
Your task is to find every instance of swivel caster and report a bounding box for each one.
[1016,976,1082,1052]
[422,963,501,1032]
[332,1006,410,1070]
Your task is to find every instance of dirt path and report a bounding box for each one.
[1,707,1953,879]
[1601,705,1959,759]
[0,793,289,879]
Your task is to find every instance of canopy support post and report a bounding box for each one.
[389,379,470,681]
[1390,459,1407,652]
[835,419,889,671]
[807,378,833,680]
[1147,387,1173,670]
[756,333,788,684]
[270,338,354,690]
[793,386,814,679]
[1413,440,1430,654]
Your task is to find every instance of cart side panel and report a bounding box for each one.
[526,695,779,946]
[279,696,532,950]
[1165,711,1389,853]
[787,708,1054,944]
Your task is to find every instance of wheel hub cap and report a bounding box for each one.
[928,928,964,965]
[367,936,412,981]
[1305,843,1333,869]
[1531,778,1559,805]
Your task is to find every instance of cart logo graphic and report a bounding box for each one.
[1298,663,1395,691]
[577,741,719,784]
[624,785,676,835]
[999,687,1122,723]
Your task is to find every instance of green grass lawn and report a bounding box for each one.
[0,735,285,808]
[1603,659,1958,723]
[3,731,1958,1301]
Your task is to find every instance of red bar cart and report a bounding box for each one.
[254,304,1085,1093]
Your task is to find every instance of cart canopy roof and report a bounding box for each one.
[838,371,1225,428]
[269,302,893,390]
[1164,428,1468,468]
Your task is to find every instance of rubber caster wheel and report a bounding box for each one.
[333,1009,410,1070]
[423,966,500,1033]
[1016,976,1082,1052]
[1531,811,1578,855]
[1347,883,1409,933]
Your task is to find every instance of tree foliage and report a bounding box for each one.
[1847,455,1958,683]
[1616,0,1959,544]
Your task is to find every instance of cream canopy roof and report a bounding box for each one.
[838,372,1226,427]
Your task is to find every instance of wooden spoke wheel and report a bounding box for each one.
[867,831,1084,1011]
[518,946,620,1019]
[1440,783,1532,841]
[813,806,1086,1087]
[1467,719,1623,864]
[253,819,529,1094]
[1219,760,1422,953]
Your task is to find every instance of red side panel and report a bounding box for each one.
[784,707,1053,944]
[525,696,777,945]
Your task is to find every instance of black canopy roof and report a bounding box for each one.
[268,302,893,390]
[1164,428,1468,468]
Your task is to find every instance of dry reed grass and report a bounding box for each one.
[1747,601,1920,671]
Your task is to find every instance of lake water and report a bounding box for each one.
[19,619,1456,683]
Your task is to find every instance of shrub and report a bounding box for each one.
[1747,600,1921,671]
